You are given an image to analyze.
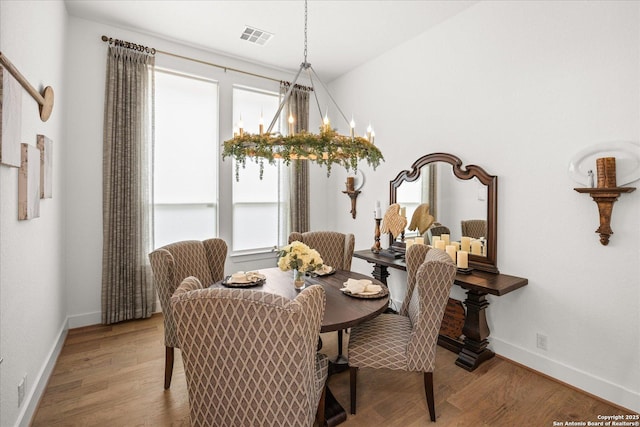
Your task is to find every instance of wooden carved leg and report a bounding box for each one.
[164,346,174,389]
[370,263,389,285]
[349,366,358,415]
[424,372,435,422]
[455,290,495,371]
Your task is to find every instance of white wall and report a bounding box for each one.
[327,0,639,412]
[0,1,68,426]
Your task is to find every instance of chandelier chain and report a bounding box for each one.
[303,0,308,64]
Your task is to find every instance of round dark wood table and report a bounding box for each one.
[214,267,389,333]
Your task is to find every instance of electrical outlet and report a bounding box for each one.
[18,374,26,407]
[536,333,548,351]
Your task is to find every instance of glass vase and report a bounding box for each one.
[293,269,306,290]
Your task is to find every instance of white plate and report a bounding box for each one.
[568,141,640,186]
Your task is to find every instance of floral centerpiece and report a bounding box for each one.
[277,241,324,288]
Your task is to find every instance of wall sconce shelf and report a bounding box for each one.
[342,190,361,219]
[574,187,636,245]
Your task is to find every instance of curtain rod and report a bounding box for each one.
[101,35,281,83]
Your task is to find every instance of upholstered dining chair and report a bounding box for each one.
[461,219,487,239]
[288,230,356,359]
[347,245,457,422]
[148,238,227,389]
[171,277,328,427]
[288,230,355,271]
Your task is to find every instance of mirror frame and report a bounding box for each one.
[390,152,499,274]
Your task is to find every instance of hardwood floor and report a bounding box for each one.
[32,314,633,426]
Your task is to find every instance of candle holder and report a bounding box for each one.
[371,218,382,253]
[574,186,636,245]
[342,190,361,219]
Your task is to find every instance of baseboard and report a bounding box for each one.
[491,337,640,413]
[67,310,102,328]
[16,319,68,427]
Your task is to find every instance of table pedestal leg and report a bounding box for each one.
[323,387,348,427]
[455,289,495,371]
[330,330,349,375]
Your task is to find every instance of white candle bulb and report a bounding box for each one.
[288,113,295,135]
[350,117,355,138]
[259,112,264,135]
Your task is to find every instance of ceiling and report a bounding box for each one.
[65,0,477,81]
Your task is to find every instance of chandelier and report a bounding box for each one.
[222,0,384,180]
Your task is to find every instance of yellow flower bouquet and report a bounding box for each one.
[277,241,324,285]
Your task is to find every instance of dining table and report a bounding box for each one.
[211,267,389,427]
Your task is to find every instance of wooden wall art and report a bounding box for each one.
[37,134,52,198]
[19,143,41,220]
[0,66,23,167]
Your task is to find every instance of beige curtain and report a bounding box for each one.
[280,82,311,233]
[102,44,155,324]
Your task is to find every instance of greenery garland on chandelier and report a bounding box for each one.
[223,127,384,181]
[222,0,384,180]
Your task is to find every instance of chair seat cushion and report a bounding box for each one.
[348,313,412,370]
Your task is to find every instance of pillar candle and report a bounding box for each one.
[461,236,471,253]
[432,236,441,245]
[400,206,406,217]
[457,251,469,269]
[441,234,450,246]
[435,240,446,251]
[452,241,460,250]
[346,177,355,192]
[445,245,457,262]
[415,237,424,245]
[596,157,616,188]
[405,239,415,250]
[471,240,482,255]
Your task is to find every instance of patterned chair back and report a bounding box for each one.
[288,231,355,271]
[405,248,456,372]
[149,239,227,348]
[171,280,326,427]
[461,219,487,239]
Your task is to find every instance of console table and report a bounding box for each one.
[353,249,528,371]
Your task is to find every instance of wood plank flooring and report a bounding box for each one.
[31,314,634,426]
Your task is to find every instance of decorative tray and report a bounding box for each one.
[340,285,389,299]
[221,273,266,288]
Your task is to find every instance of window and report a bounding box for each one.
[153,70,219,248]
[231,86,288,253]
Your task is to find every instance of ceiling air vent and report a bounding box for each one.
[240,26,273,46]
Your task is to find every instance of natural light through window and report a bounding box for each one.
[153,70,219,248]
[232,86,287,253]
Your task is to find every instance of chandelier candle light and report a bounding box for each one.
[222,0,384,180]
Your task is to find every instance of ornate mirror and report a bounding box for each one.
[389,153,499,273]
